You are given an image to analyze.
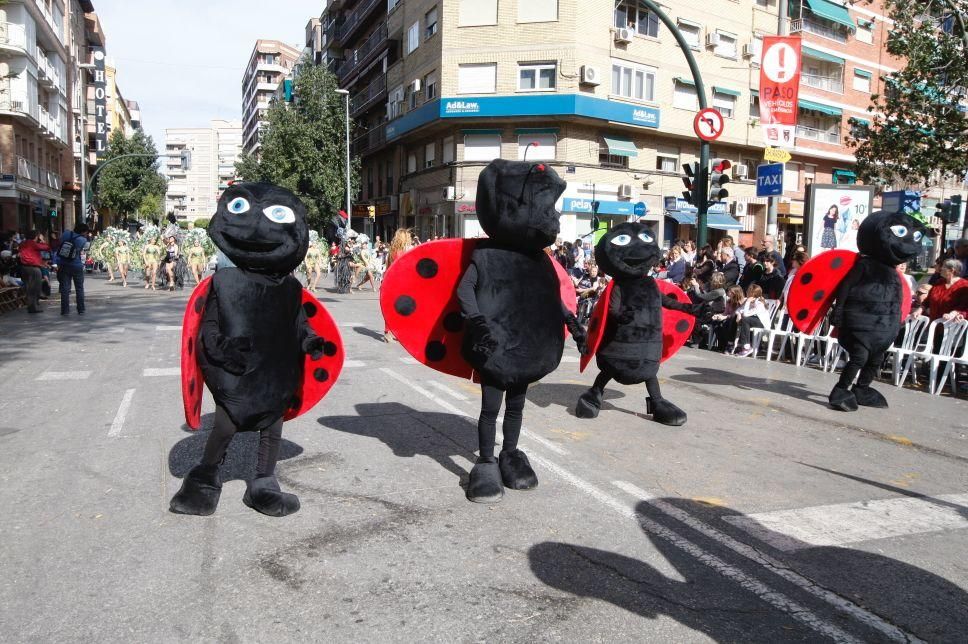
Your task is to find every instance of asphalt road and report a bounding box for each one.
[1,272,966,643]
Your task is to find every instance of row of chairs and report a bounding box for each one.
[721,300,967,396]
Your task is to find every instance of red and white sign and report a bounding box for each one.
[693,108,725,141]
[759,35,802,149]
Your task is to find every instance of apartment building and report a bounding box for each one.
[241,39,301,155]
[164,119,243,221]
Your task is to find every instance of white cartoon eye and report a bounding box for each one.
[890,225,908,238]
[610,234,632,246]
[263,205,295,224]
[227,197,250,214]
[913,231,923,242]
[637,232,654,243]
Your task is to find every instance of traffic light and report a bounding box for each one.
[367,205,375,220]
[937,195,962,225]
[180,149,192,171]
[709,158,731,203]
[682,162,699,205]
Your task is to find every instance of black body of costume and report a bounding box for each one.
[456,159,576,503]
[828,211,929,410]
[170,182,317,517]
[577,222,695,425]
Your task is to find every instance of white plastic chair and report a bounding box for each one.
[933,323,968,395]
[763,310,795,362]
[796,315,834,369]
[737,300,781,358]
[897,320,968,390]
[881,315,930,382]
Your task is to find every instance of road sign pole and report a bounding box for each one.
[767,0,790,241]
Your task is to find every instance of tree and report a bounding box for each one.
[233,151,265,182]
[138,193,163,220]
[847,0,968,187]
[246,57,360,230]
[95,129,168,217]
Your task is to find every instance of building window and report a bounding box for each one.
[458,63,497,94]
[425,72,438,100]
[442,136,455,164]
[388,85,405,119]
[519,63,556,91]
[517,133,556,161]
[406,22,420,54]
[849,119,870,139]
[856,21,873,44]
[425,7,438,39]
[425,142,436,168]
[388,0,400,12]
[656,145,679,172]
[751,35,763,66]
[750,93,760,118]
[459,0,498,27]
[714,31,738,58]
[407,152,417,174]
[463,133,501,162]
[852,69,872,93]
[673,80,698,110]
[611,60,656,102]
[677,19,701,49]
[599,147,630,169]
[614,1,659,38]
[712,91,736,118]
[519,0,558,23]
[408,84,419,110]
[784,162,800,192]
[804,164,817,186]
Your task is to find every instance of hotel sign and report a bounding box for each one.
[91,47,108,158]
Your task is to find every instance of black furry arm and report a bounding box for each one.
[199,286,250,375]
[457,262,481,319]
[296,302,327,358]
[662,293,703,316]
[560,301,589,354]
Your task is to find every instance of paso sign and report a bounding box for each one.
[763,147,792,163]
[756,163,785,197]
[759,36,802,149]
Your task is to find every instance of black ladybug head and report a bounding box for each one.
[208,182,309,275]
[594,221,661,279]
[475,159,567,250]
[857,210,929,266]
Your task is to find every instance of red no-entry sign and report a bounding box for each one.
[694,108,724,141]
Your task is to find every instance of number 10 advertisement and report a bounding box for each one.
[804,184,875,257]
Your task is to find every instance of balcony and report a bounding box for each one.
[351,122,386,157]
[789,17,848,43]
[350,73,387,116]
[801,73,843,93]
[796,125,841,144]
[33,0,60,37]
[335,0,383,46]
[0,93,29,115]
[38,57,60,89]
[337,23,389,83]
[0,22,28,51]
[17,156,39,182]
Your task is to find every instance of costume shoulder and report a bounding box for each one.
[788,250,858,334]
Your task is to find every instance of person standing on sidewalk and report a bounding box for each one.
[56,223,90,316]
[17,230,47,314]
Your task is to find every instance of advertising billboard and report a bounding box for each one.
[804,184,875,256]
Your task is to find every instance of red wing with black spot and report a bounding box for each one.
[381,239,577,380]
[181,279,344,429]
[788,250,858,334]
[580,280,614,373]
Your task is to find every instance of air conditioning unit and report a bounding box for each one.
[580,65,601,85]
[410,78,422,93]
[618,184,634,198]
[734,164,749,179]
[742,42,757,58]
[614,27,633,44]
[442,186,456,201]
[706,32,721,47]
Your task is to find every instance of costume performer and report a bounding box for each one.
[788,211,927,411]
[170,183,344,517]
[574,222,699,425]
[303,230,325,291]
[380,159,585,503]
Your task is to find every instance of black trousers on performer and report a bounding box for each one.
[477,379,528,459]
[201,406,282,478]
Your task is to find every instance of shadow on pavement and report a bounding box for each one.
[669,367,829,407]
[353,326,387,342]
[168,428,304,482]
[526,382,627,417]
[529,498,968,642]
[317,401,477,485]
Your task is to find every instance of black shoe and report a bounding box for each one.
[243,476,300,517]
[852,384,888,408]
[499,449,538,490]
[575,387,603,419]
[829,385,858,412]
[169,463,222,515]
[28,309,42,314]
[466,457,504,503]
[648,397,687,426]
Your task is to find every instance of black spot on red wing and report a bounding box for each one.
[675,319,690,333]
[796,308,809,321]
[188,378,195,395]
[395,295,416,316]
[323,341,337,357]
[800,272,813,285]
[426,341,446,362]
[831,257,844,269]
[416,258,439,279]
[443,312,464,333]
[303,302,318,318]
[313,368,329,382]
[187,337,194,355]
[812,290,826,302]
[194,297,204,314]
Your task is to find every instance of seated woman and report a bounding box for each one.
[664,245,687,284]
[732,284,772,357]
[686,271,727,348]
[712,285,745,352]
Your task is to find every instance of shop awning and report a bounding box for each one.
[802,46,845,65]
[798,98,842,116]
[832,168,857,180]
[665,211,696,225]
[803,0,856,31]
[712,86,741,97]
[706,213,743,231]
[602,134,638,158]
[853,68,872,79]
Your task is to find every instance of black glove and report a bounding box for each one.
[467,316,498,358]
[565,314,589,355]
[690,302,707,317]
[218,336,251,375]
[302,335,328,360]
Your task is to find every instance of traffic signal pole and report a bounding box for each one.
[637,0,710,247]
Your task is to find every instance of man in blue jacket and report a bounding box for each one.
[57,223,90,315]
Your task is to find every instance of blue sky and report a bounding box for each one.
[94,1,314,147]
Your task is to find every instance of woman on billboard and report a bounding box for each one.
[821,205,839,250]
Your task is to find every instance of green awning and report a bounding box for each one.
[850,117,870,126]
[803,0,856,31]
[832,168,857,178]
[802,46,845,65]
[712,86,741,97]
[674,76,695,87]
[853,68,872,79]
[857,18,873,28]
[602,135,638,158]
[799,98,842,116]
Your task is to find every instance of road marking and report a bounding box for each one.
[428,381,468,400]
[108,388,136,437]
[612,481,917,643]
[155,325,181,331]
[36,371,91,381]
[89,327,124,333]
[399,357,419,365]
[722,493,968,552]
[339,322,364,327]
[560,356,580,363]
[344,360,366,368]
[142,367,180,377]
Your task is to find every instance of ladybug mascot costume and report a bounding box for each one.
[171,183,344,517]
[788,210,927,411]
[380,159,585,503]
[575,222,699,425]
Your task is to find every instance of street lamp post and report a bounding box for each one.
[335,89,351,237]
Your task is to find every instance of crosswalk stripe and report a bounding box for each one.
[428,381,468,401]
[399,356,419,365]
[344,360,366,368]
[722,493,968,552]
[36,371,91,381]
[155,325,181,331]
[143,367,180,377]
